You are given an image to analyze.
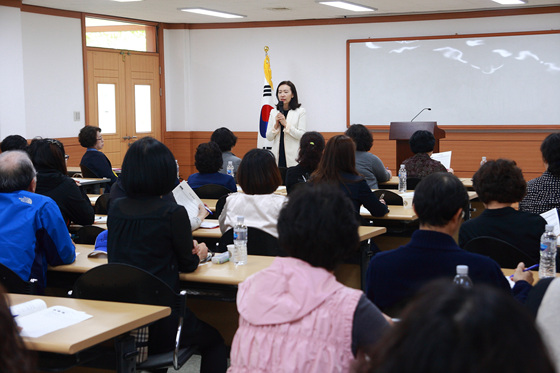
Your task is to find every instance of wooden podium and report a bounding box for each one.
[389,122,445,170]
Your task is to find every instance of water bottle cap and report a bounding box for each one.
[228,161,233,165]
[456,265,469,275]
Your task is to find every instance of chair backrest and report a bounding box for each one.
[407,177,422,190]
[193,184,233,199]
[80,164,98,179]
[94,193,110,214]
[217,227,286,257]
[0,263,38,294]
[463,236,536,269]
[373,189,403,205]
[73,225,106,244]
[80,165,101,194]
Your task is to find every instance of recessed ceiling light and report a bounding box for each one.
[179,8,246,19]
[317,1,377,12]
[492,0,528,4]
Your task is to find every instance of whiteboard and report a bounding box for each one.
[348,31,560,126]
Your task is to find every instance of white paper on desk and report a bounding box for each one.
[431,151,452,169]
[505,275,515,289]
[540,208,560,245]
[200,221,219,229]
[173,181,204,220]
[94,215,107,223]
[14,305,92,338]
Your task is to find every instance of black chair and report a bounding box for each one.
[463,236,536,269]
[214,194,228,219]
[0,263,39,294]
[80,164,101,194]
[407,177,422,190]
[217,227,286,257]
[94,193,110,214]
[373,189,403,205]
[73,225,106,244]
[72,263,197,371]
[193,184,234,199]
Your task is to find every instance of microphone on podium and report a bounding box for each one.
[410,107,431,122]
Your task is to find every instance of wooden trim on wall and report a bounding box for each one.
[20,4,81,18]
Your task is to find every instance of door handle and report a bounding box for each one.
[122,136,131,140]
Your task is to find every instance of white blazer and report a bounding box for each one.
[265,107,307,168]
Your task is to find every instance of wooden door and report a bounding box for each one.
[86,49,161,167]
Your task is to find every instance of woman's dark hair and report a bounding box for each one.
[0,285,36,373]
[27,138,67,175]
[210,128,238,152]
[276,80,301,110]
[473,159,526,204]
[278,183,359,271]
[296,131,325,170]
[345,124,373,152]
[413,172,469,227]
[1,135,27,152]
[409,130,436,154]
[120,137,177,197]
[194,142,223,174]
[237,149,282,195]
[78,126,101,148]
[368,280,555,373]
[541,132,560,176]
[311,135,359,185]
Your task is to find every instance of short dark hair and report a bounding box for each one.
[237,149,282,195]
[27,138,67,175]
[413,172,468,227]
[210,128,238,152]
[276,81,301,110]
[120,137,177,197]
[473,159,526,204]
[296,131,325,170]
[369,280,555,373]
[311,135,359,185]
[278,184,359,271]
[409,130,435,154]
[0,151,36,193]
[541,132,560,176]
[345,124,373,152]
[194,142,223,174]
[78,126,101,148]
[1,135,27,152]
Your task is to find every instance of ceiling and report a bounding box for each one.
[22,0,560,24]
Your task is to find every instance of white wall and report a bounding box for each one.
[165,13,560,133]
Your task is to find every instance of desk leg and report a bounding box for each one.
[115,335,137,373]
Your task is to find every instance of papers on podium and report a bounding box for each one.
[11,299,93,338]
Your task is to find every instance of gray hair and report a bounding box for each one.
[0,150,36,193]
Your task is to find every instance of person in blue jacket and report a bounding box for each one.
[0,150,75,291]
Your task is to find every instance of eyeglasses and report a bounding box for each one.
[97,137,103,141]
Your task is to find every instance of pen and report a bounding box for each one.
[509,264,539,279]
[204,205,213,215]
[379,193,385,200]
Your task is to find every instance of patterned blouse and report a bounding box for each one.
[402,153,447,179]
[519,171,560,216]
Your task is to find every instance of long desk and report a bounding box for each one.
[380,176,474,190]
[9,293,169,371]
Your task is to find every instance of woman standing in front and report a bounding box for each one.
[266,81,306,173]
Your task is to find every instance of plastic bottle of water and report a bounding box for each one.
[453,265,473,288]
[175,160,180,180]
[233,216,248,265]
[480,156,487,166]
[227,161,234,178]
[539,225,557,279]
[398,164,407,193]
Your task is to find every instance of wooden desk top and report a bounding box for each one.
[73,177,111,186]
[180,255,275,285]
[9,293,169,355]
[361,205,418,221]
[88,194,100,206]
[201,199,217,212]
[380,176,473,189]
[50,244,107,273]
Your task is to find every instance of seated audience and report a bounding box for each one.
[107,137,227,372]
[459,159,546,265]
[520,132,560,216]
[0,151,75,291]
[0,285,36,373]
[345,124,392,189]
[219,149,286,238]
[285,131,325,194]
[211,127,241,177]
[187,141,236,192]
[535,278,560,372]
[1,135,27,152]
[27,138,94,227]
[365,280,554,373]
[311,135,388,219]
[78,126,117,192]
[366,172,532,316]
[402,130,447,178]
[228,184,391,373]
